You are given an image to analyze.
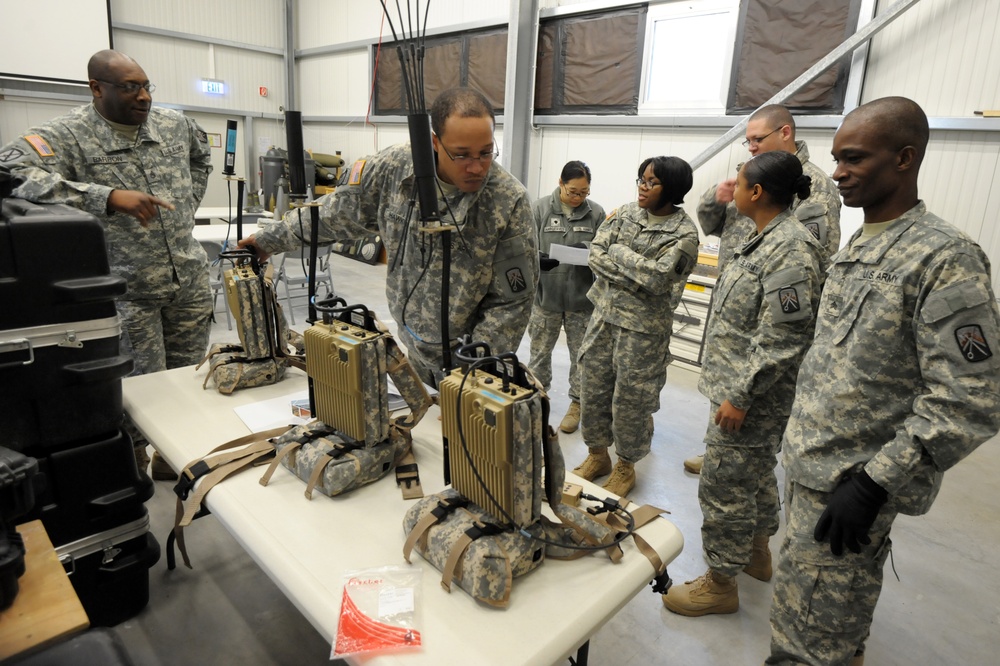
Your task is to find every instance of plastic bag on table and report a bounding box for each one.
[332,565,423,659]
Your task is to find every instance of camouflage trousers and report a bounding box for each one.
[527,304,591,401]
[578,319,671,463]
[699,409,783,576]
[767,481,896,666]
[117,282,212,376]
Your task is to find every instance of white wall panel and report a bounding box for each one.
[298,0,507,50]
[299,52,371,116]
[865,0,1000,116]
[111,0,284,49]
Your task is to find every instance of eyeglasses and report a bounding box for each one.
[742,127,780,148]
[439,142,498,165]
[636,178,662,190]
[562,186,590,199]
[96,80,156,95]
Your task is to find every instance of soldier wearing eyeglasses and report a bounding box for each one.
[241,88,537,384]
[527,160,606,435]
[683,104,843,477]
[0,49,213,475]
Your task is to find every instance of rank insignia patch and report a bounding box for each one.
[779,287,800,313]
[506,267,527,293]
[955,324,992,362]
[24,135,54,157]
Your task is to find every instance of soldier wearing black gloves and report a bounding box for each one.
[765,97,1000,666]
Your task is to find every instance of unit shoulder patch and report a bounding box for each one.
[779,286,801,313]
[506,267,527,293]
[955,324,993,362]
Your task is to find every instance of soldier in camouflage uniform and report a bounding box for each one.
[573,156,699,498]
[663,152,825,618]
[240,88,537,384]
[766,97,1000,665]
[685,103,842,476]
[0,50,213,478]
[528,161,605,434]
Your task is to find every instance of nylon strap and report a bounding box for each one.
[259,440,304,486]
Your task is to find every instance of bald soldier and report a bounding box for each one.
[0,49,214,478]
[766,97,1000,665]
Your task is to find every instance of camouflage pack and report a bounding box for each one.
[259,300,432,500]
[402,348,669,607]
[198,250,305,393]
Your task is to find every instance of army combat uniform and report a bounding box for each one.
[253,143,538,384]
[698,141,841,270]
[767,202,1000,665]
[578,202,699,464]
[0,104,214,373]
[527,187,605,401]
[696,209,826,578]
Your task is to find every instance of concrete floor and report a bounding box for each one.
[112,255,1000,665]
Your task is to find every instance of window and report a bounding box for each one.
[639,0,741,115]
[535,7,646,115]
[372,27,507,115]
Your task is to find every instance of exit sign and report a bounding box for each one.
[201,79,225,95]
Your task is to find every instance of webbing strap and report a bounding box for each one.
[259,440,304,486]
[604,504,669,573]
[441,519,504,593]
[169,426,289,569]
[304,444,361,499]
[402,496,469,563]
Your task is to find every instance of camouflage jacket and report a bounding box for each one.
[254,143,538,370]
[0,104,212,300]
[783,202,1000,515]
[697,141,841,271]
[532,187,605,313]
[587,202,699,336]
[697,209,826,416]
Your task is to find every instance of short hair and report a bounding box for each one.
[87,49,136,81]
[749,104,796,137]
[430,88,495,137]
[847,96,929,165]
[741,151,811,208]
[638,156,693,207]
[560,160,591,183]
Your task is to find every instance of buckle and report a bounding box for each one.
[173,460,210,499]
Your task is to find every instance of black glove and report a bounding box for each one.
[539,252,560,271]
[814,470,889,556]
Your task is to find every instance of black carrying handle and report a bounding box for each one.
[314,296,377,333]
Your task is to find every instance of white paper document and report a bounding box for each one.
[234,389,311,432]
[547,243,590,266]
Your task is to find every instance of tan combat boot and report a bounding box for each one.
[560,401,581,434]
[683,453,704,474]
[662,569,739,616]
[572,447,612,481]
[601,459,635,497]
[150,451,179,481]
[743,534,772,582]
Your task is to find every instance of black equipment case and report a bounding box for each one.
[0,194,132,454]
[24,428,154,548]
[54,512,160,627]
